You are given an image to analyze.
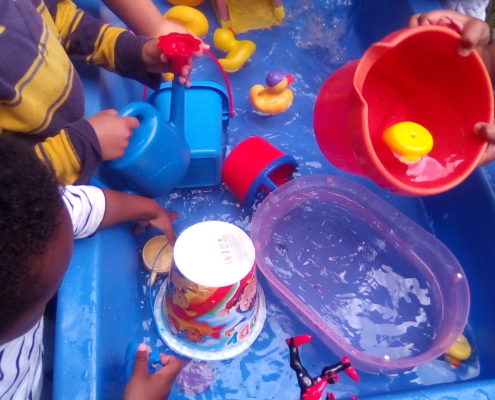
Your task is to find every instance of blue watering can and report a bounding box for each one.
[104,79,190,198]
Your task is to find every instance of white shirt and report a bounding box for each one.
[443,0,489,19]
[0,185,106,400]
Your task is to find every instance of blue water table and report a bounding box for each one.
[52,0,495,399]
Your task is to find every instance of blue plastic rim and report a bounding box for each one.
[244,154,298,205]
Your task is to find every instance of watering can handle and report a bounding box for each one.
[118,101,157,121]
[114,101,161,161]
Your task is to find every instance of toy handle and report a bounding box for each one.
[105,102,160,170]
[204,49,235,118]
[125,342,163,382]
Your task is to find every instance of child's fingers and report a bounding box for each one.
[160,217,176,243]
[475,122,495,141]
[131,343,151,379]
[124,115,140,129]
[155,355,183,384]
[459,18,490,56]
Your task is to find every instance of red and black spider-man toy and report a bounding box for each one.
[286,334,360,400]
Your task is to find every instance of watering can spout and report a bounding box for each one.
[170,77,185,135]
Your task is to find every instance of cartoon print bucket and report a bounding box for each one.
[154,221,266,360]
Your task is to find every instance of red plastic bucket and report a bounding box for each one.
[314,26,494,196]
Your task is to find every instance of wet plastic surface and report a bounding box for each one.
[250,174,470,374]
[53,0,495,399]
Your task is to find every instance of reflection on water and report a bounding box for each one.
[267,200,437,359]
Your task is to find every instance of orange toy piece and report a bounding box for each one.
[249,71,294,114]
[213,28,256,73]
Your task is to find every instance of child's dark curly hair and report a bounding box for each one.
[0,136,63,327]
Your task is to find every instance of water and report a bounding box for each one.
[265,200,437,360]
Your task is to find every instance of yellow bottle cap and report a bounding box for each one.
[383,121,434,163]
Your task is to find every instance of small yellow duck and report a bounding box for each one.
[444,334,472,368]
[213,28,256,73]
[249,71,294,115]
[382,121,434,164]
[164,5,209,38]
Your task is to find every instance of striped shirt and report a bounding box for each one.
[0,185,106,399]
[0,0,160,185]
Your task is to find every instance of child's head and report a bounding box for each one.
[0,136,73,343]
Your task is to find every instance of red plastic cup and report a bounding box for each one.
[222,137,298,204]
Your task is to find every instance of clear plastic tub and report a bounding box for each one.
[250,174,470,374]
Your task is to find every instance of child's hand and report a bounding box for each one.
[88,109,138,160]
[151,18,210,55]
[134,202,179,243]
[142,38,195,86]
[409,10,491,58]
[142,18,209,88]
[475,122,495,166]
[124,343,183,400]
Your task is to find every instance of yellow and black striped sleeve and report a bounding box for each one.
[48,0,161,88]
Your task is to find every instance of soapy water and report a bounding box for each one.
[265,200,438,360]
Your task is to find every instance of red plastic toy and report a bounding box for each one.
[286,335,359,400]
[157,33,202,74]
[222,136,297,204]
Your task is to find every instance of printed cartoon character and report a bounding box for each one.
[167,309,225,343]
[169,269,232,319]
[220,267,257,316]
[286,335,360,400]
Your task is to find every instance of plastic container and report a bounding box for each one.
[313,26,494,196]
[150,81,230,188]
[103,84,190,197]
[222,136,298,204]
[154,221,266,360]
[250,174,470,374]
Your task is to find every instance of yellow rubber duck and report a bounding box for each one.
[167,0,205,6]
[164,5,209,38]
[383,121,434,164]
[213,28,256,73]
[249,71,294,115]
[444,334,472,368]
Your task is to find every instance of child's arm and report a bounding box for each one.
[63,185,178,241]
[102,0,188,38]
[47,0,163,88]
[101,188,178,242]
[34,110,138,185]
[124,343,183,400]
[101,0,208,86]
